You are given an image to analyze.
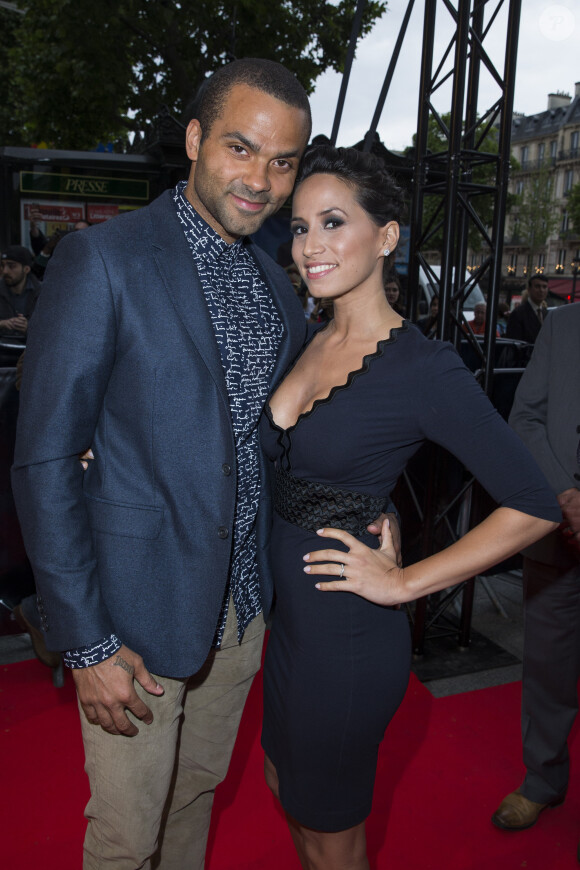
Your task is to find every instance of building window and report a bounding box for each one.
[515,179,524,196]
[537,253,545,269]
[550,140,558,159]
[538,142,545,164]
[564,169,574,193]
[510,253,518,270]
[521,145,529,168]
[562,210,569,232]
[571,130,579,156]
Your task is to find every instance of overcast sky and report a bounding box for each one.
[309,0,578,151]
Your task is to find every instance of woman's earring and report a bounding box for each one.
[383,248,390,257]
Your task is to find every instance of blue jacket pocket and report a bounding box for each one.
[85,495,164,540]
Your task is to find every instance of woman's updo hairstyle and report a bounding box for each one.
[295,144,405,228]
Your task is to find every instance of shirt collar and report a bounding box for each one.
[174,180,244,267]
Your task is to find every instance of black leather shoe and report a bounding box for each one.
[492,788,564,831]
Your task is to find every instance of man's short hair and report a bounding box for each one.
[528,274,549,286]
[189,58,312,141]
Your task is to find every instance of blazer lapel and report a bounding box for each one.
[148,193,228,403]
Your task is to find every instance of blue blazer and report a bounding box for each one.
[12,191,307,677]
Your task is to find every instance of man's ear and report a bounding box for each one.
[23,265,31,277]
[185,119,202,162]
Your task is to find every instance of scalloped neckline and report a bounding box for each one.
[266,320,410,435]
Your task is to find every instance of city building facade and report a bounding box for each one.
[502,83,580,301]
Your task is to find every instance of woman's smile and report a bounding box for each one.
[306,263,338,279]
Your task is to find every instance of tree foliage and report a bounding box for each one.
[513,166,559,258]
[568,181,580,234]
[3,0,386,150]
[0,5,23,143]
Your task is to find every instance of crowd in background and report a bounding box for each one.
[282,256,552,345]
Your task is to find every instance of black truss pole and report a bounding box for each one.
[438,0,471,343]
[363,0,417,152]
[453,0,484,350]
[483,0,522,395]
[407,0,437,323]
[330,0,368,146]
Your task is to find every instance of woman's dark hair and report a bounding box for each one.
[295,145,405,227]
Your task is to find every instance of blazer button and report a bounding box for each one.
[576,425,580,434]
[222,464,231,476]
[218,526,229,539]
[574,473,580,482]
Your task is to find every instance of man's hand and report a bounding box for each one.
[29,208,43,236]
[558,488,580,556]
[367,511,402,566]
[79,447,94,470]
[558,488,580,535]
[0,315,27,333]
[72,644,164,736]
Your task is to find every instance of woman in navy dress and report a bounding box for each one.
[260,145,560,869]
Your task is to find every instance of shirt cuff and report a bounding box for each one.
[64,634,122,669]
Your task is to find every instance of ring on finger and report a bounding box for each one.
[339,563,345,579]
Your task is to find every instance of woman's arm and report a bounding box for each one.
[303,508,558,606]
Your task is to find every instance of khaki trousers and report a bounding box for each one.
[79,605,266,869]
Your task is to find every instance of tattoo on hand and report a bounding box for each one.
[113,655,135,676]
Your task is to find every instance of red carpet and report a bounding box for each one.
[1,655,579,869]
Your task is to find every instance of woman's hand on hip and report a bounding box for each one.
[303,518,408,606]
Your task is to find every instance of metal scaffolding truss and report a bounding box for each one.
[331,0,523,656]
[407,0,523,654]
[334,0,522,390]
[408,0,522,395]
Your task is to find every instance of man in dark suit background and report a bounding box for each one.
[505,274,549,344]
[492,304,580,844]
[12,59,311,869]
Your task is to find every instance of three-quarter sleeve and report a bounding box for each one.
[416,342,561,523]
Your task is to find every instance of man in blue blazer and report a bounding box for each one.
[12,58,311,868]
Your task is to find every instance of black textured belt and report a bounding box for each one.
[274,466,385,536]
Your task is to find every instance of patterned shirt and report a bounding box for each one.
[65,183,283,668]
[174,181,282,643]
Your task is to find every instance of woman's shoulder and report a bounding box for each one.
[381,320,459,363]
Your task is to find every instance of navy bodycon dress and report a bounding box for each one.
[260,321,560,833]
